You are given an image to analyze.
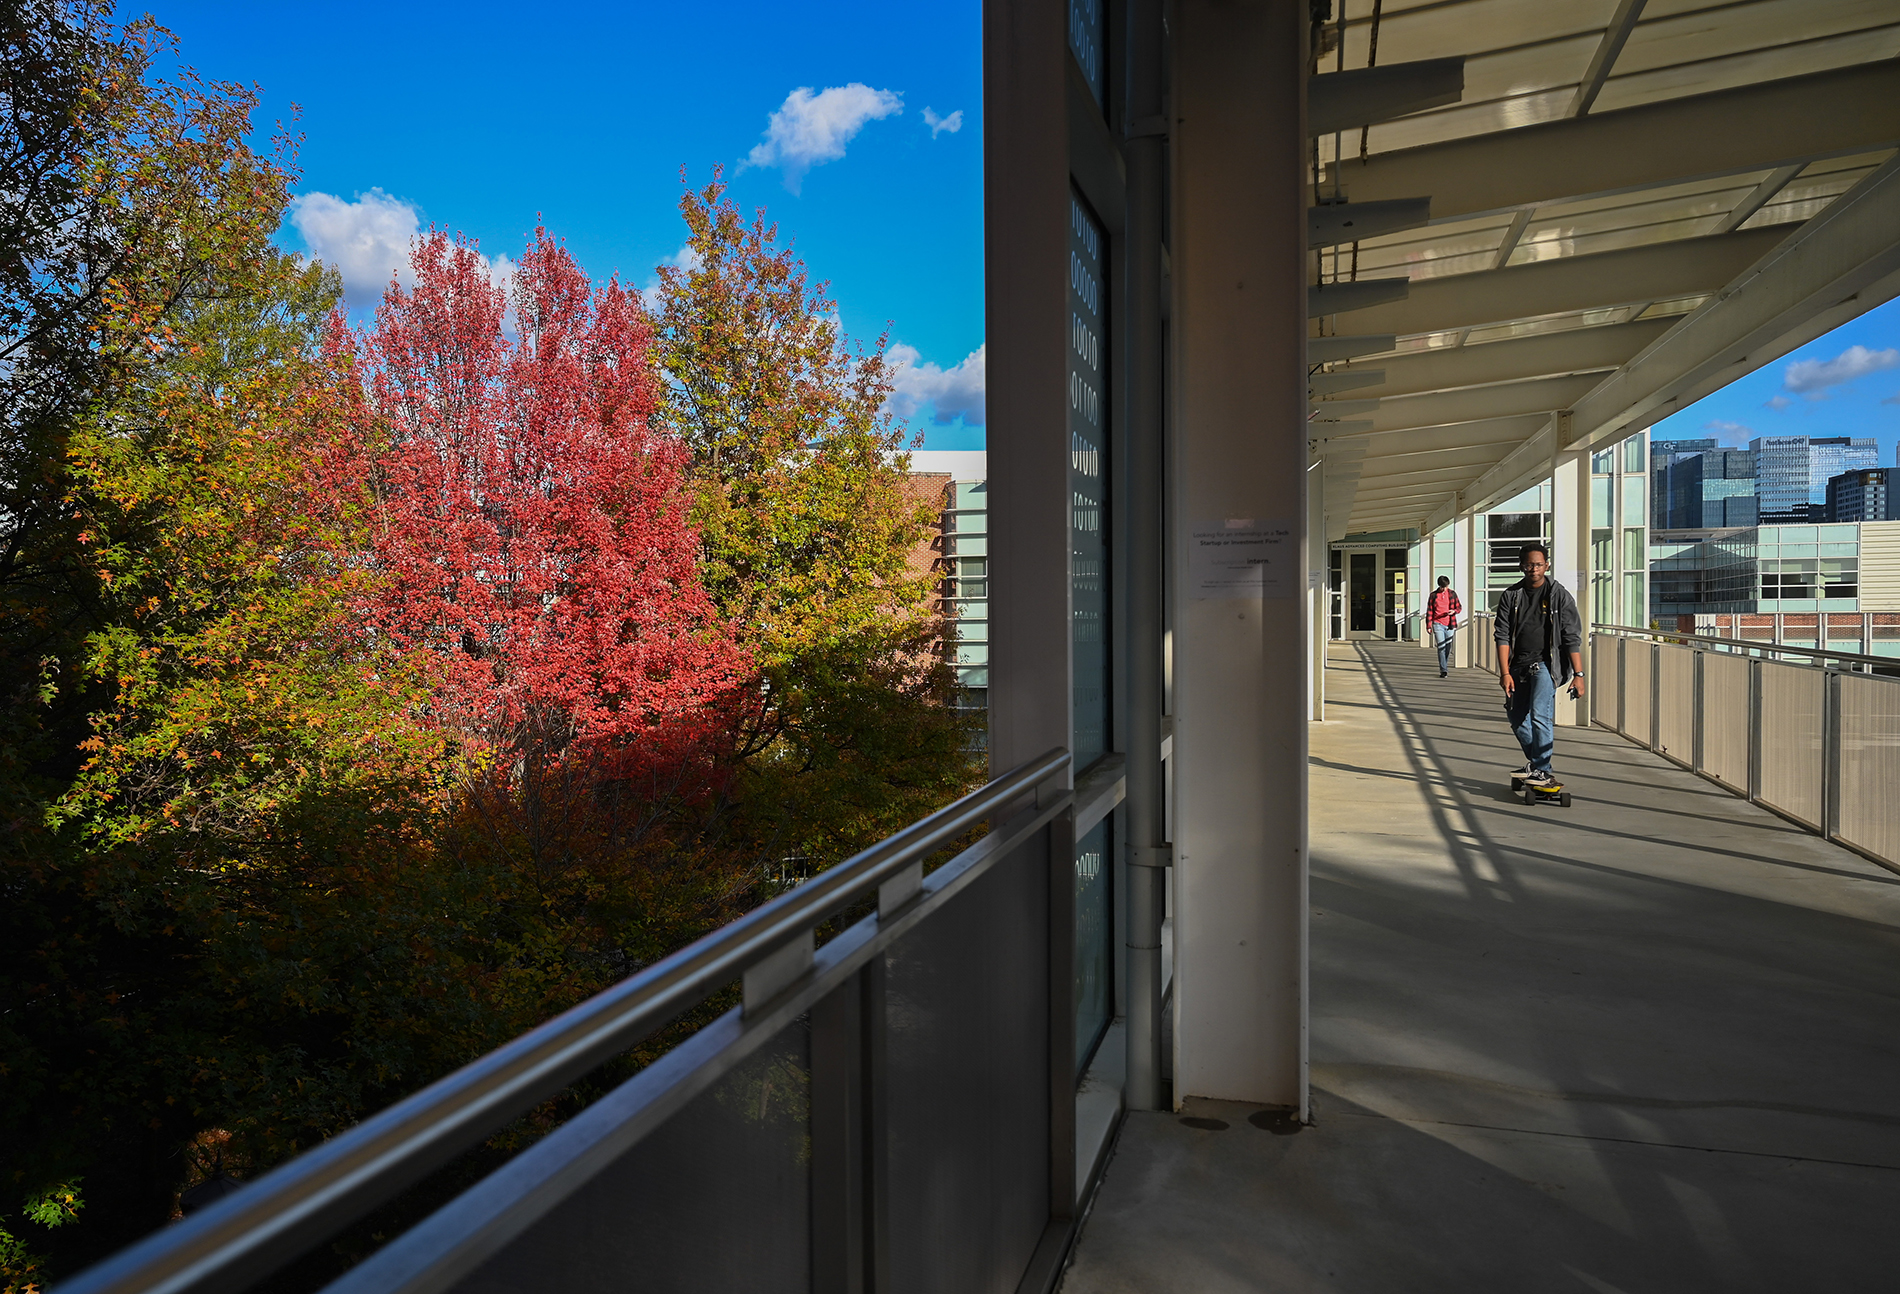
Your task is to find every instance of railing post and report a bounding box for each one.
[1618,634,1634,737]
[1692,649,1705,771]
[1824,669,1842,842]
[1649,642,1661,751]
[1748,657,1764,803]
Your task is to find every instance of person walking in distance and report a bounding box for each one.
[1425,575,1462,678]
[1494,543,1585,792]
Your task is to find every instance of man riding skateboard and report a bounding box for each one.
[1493,543,1585,794]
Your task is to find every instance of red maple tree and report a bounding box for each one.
[318,230,746,788]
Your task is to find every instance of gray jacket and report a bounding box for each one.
[1492,577,1583,684]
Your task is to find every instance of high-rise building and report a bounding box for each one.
[1650,437,1718,527]
[1660,447,1756,528]
[1827,467,1897,523]
[1752,435,1878,521]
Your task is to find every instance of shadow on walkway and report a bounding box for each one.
[1061,642,1900,1293]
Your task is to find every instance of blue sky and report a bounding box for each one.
[1649,295,1900,464]
[149,0,987,449]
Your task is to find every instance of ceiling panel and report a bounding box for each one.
[1590,27,1900,113]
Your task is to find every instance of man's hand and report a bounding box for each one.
[1500,670,1514,697]
[1570,675,1587,701]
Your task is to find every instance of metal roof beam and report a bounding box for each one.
[1569,153,1900,450]
[1310,197,1433,248]
[1337,61,1900,222]
[1356,442,1521,478]
[1313,414,1547,458]
[1331,227,1785,335]
[1349,320,1674,397]
[1309,58,1465,137]
[1356,373,1604,434]
[1309,334,1395,363]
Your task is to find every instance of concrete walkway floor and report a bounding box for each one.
[1061,641,1900,1293]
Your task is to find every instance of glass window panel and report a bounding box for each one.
[1624,571,1645,626]
[1068,0,1106,108]
[1591,478,1612,528]
[1623,526,1645,571]
[1621,483,1646,525]
[1069,189,1109,770]
[1624,433,1646,474]
[1074,819,1112,1076]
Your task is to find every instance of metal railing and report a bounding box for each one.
[65,749,1096,1294]
[1589,626,1900,871]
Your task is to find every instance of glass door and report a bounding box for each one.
[1348,552,1378,637]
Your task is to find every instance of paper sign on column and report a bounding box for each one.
[1188,518,1296,599]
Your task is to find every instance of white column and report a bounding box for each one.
[1553,440,1592,726]
[1170,0,1308,1115]
[1455,512,1479,668]
[1308,462,1326,720]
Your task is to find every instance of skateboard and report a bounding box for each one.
[1511,769,1571,808]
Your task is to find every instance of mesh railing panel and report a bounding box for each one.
[447,1018,814,1294]
[1623,640,1653,746]
[1655,644,1695,765]
[1591,634,1618,727]
[1758,662,1825,830]
[1699,652,1751,793]
[886,826,1051,1294]
[1836,673,1900,867]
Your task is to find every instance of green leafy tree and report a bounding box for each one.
[653,174,981,868]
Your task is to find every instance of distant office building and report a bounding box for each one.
[936,478,990,728]
[1657,446,1756,528]
[1651,520,1900,619]
[1650,437,1718,527]
[1827,467,1898,522]
[1751,435,1877,522]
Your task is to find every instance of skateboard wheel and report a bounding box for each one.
[1560,792,1572,807]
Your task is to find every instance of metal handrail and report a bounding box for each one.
[61,748,1072,1294]
[1593,622,1896,673]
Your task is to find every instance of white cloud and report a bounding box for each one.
[1783,344,1900,395]
[745,84,903,193]
[886,343,985,426]
[1763,395,1793,411]
[923,107,963,139]
[290,189,421,307]
[1703,419,1752,443]
[290,189,517,313]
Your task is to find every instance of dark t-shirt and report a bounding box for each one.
[1517,583,1550,669]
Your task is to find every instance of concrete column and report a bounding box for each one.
[1170,0,1308,1114]
[1553,439,1591,726]
[983,0,1072,780]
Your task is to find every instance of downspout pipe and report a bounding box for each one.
[1123,0,1168,1112]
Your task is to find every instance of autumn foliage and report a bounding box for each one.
[325,230,747,788]
[1,10,977,1286]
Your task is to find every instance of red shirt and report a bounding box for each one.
[1426,586,1461,627]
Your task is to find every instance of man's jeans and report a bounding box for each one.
[1432,623,1455,675]
[1506,663,1556,773]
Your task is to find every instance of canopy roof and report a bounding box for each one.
[1308,0,1900,539]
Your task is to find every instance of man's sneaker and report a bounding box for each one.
[1510,765,1532,780]
[1526,770,1559,789]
